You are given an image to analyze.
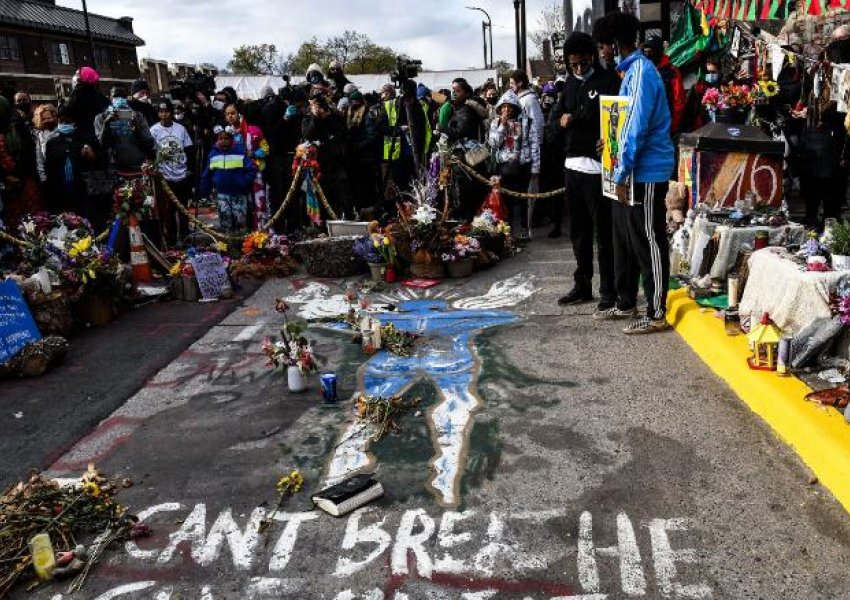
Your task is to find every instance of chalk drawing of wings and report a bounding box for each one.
[284,282,350,319]
[450,273,536,310]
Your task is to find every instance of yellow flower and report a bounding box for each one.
[383,237,390,246]
[82,481,101,498]
[69,236,92,258]
[214,241,228,253]
[169,263,181,276]
[88,269,96,280]
[759,80,779,98]
[373,239,380,248]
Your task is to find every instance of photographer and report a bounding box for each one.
[94,85,155,173]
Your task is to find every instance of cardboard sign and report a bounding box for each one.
[189,253,229,301]
[0,279,42,363]
[600,95,634,203]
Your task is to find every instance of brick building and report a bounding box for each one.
[0,0,144,101]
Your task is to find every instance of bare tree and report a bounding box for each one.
[529,0,566,60]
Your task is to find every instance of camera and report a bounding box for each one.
[168,71,216,105]
[115,108,134,120]
[390,57,422,87]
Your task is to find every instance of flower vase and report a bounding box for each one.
[447,258,474,278]
[368,263,384,282]
[716,107,749,125]
[410,249,445,279]
[385,264,397,283]
[287,366,307,393]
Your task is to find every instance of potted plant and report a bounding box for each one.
[442,234,480,278]
[262,298,319,392]
[829,221,850,270]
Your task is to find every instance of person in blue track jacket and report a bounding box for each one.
[593,11,675,335]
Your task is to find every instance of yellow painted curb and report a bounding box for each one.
[667,288,850,512]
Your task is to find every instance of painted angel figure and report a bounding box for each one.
[285,274,536,507]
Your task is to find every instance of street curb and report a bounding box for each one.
[666,288,850,513]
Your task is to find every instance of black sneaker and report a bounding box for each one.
[558,288,593,306]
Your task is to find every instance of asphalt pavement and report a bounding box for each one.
[9,233,850,599]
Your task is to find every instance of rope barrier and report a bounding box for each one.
[0,229,30,248]
[311,174,339,221]
[451,159,567,200]
[261,165,302,231]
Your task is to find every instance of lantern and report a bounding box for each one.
[747,313,783,370]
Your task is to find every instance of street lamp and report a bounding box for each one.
[465,6,493,69]
[81,0,96,68]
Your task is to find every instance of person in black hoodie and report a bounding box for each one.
[302,92,351,218]
[65,67,109,136]
[551,32,621,312]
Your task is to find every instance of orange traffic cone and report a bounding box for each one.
[128,214,152,284]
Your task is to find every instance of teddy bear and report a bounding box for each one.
[665,181,690,233]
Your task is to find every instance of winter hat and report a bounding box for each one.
[306,63,324,78]
[130,79,150,95]
[78,66,99,85]
[260,85,275,98]
[285,105,299,119]
[349,90,364,103]
[416,83,431,100]
[343,83,358,95]
[329,60,341,70]
[494,90,521,112]
[542,81,557,96]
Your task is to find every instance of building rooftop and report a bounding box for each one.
[0,0,145,46]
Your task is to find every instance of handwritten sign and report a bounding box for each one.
[0,280,41,363]
[189,253,229,301]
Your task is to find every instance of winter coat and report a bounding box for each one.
[94,108,156,172]
[43,128,106,213]
[447,100,485,143]
[656,55,686,135]
[516,89,544,174]
[302,111,348,169]
[614,51,675,185]
[489,91,523,166]
[200,142,257,196]
[550,68,621,160]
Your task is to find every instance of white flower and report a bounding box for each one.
[23,221,35,235]
[144,196,155,208]
[411,205,437,226]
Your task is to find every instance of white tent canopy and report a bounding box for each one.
[215,69,499,100]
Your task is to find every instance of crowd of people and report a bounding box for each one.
[3,10,849,335]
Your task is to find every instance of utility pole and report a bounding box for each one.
[520,0,527,70]
[81,0,96,68]
[514,0,522,69]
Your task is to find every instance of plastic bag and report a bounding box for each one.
[478,186,508,222]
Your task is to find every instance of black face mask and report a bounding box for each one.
[486,96,497,105]
[16,102,30,114]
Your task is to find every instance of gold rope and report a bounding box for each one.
[0,229,30,248]
[452,159,566,200]
[261,165,302,230]
[311,174,340,221]
[156,175,243,242]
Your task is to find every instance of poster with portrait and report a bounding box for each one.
[600,95,632,202]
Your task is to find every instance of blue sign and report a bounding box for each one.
[0,280,41,363]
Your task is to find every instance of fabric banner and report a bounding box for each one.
[694,0,789,19]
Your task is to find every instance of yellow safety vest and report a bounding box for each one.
[383,101,400,161]
[421,100,432,155]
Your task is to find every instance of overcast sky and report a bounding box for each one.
[57,0,555,72]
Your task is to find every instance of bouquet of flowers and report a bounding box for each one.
[113,171,155,222]
[261,298,319,376]
[470,209,511,238]
[353,235,383,264]
[441,234,481,263]
[17,212,125,299]
[293,143,321,180]
[702,83,755,111]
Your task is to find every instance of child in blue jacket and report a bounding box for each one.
[200,130,257,233]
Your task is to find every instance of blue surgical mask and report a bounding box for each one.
[705,73,719,84]
[111,97,129,109]
[57,123,75,135]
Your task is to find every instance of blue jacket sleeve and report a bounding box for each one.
[614,60,652,185]
[241,155,258,189]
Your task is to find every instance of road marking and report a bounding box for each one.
[233,320,266,342]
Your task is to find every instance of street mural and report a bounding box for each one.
[285,274,536,507]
